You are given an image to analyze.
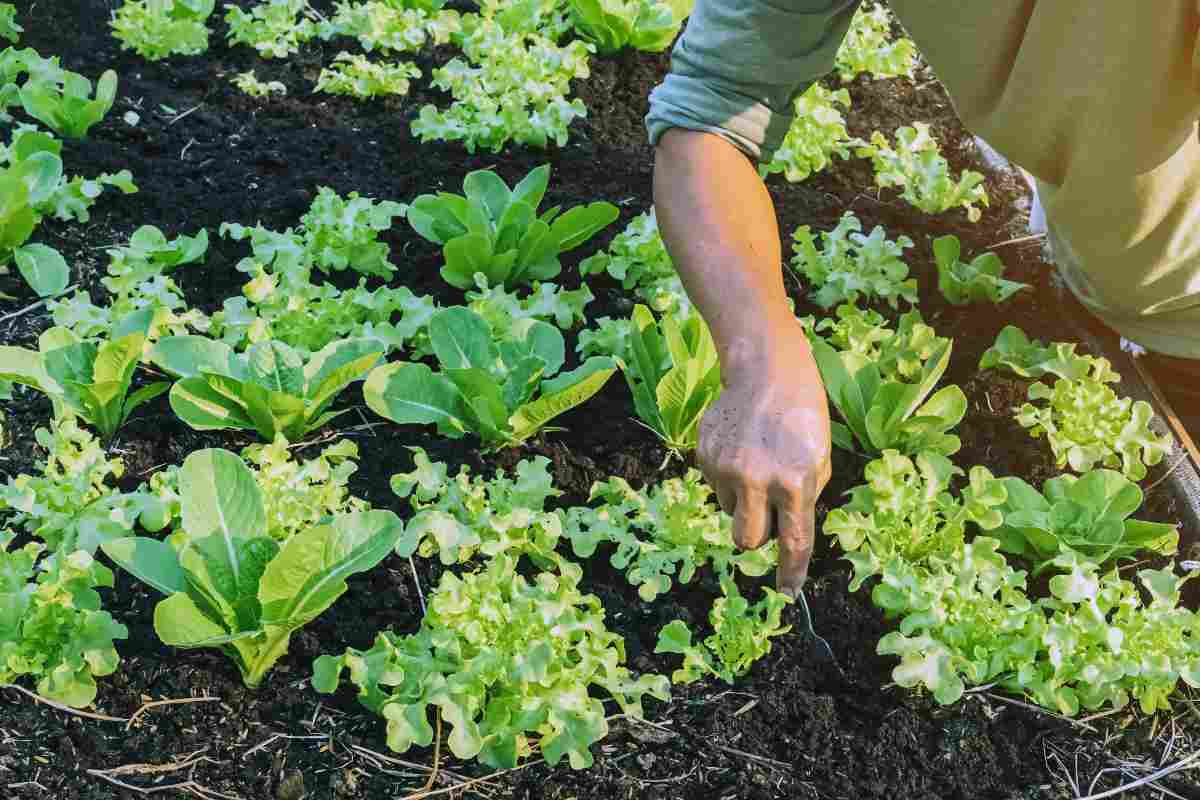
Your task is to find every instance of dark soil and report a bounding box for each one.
[2,3,1198,799]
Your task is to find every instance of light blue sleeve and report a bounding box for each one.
[646,0,861,161]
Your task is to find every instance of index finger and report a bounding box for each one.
[772,499,816,599]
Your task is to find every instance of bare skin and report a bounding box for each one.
[653,128,833,598]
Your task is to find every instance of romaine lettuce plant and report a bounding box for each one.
[858,123,988,222]
[0,322,168,443]
[1017,361,1173,481]
[364,306,616,449]
[761,84,856,184]
[390,447,567,569]
[619,304,721,453]
[19,67,118,139]
[563,469,776,601]
[807,316,966,455]
[102,448,404,688]
[834,2,916,82]
[992,470,1178,573]
[656,577,790,684]
[790,211,916,309]
[0,532,128,707]
[567,0,688,54]
[407,165,617,290]
[111,0,216,61]
[411,19,592,152]
[150,335,383,440]
[299,186,407,277]
[933,235,1028,305]
[313,552,670,769]
[315,53,421,99]
[224,0,317,58]
[978,325,1101,381]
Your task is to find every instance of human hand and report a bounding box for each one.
[698,317,832,598]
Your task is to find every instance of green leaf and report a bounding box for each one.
[101,537,187,596]
[509,358,615,444]
[154,591,234,646]
[549,202,619,251]
[442,233,497,289]
[363,362,467,436]
[13,243,68,297]
[169,376,256,432]
[180,448,266,551]
[462,169,512,221]
[430,307,497,371]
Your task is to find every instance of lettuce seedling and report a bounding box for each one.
[656,577,790,685]
[567,0,688,54]
[102,448,404,688]
[979,325,1102,381]
[390,447,568,569]
[364,306,616,449]
[315,53,421,99]
[579,209,692,314]
[563,469,776,601]
[1,3,22,43]
[0,532,129,707]
[224,0,317,58]
[933,235,1029,305]
[322,1,461,54]
[992,470,1178,573]
[790,211,916,309]
[111,0,216,61]
[858,123,988,222]
[299,186,407,277]
[0,321,168,442]
[761,84,857,184]
[313,553,669,769]
[151,335,383,440]
[0,139,63,283]
[834,3,916,82]
[467,277,593,334]
[1017,360,1173,481]
[19,67,118,139]
[808,318,966,456]
[231,70,286,97]
[620,304,721,453]
[408,165,617,289]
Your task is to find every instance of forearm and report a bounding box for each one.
[653,128,805,378]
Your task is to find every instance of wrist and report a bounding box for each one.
[718,312,816,385]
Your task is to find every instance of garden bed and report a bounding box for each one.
[2,2,1198,799]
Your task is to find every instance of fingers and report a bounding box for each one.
[732,485,770,550]
[773,499,816,599]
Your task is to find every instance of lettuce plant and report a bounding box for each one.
[0,532,128,707]
[231,70,286,97]
[111,0,216,61]
[761,84,856,184]
[323,1,461,53]
[0,3,21,43]
[834,3,916,82]
[567,0,688,54]
[0,322,168,443]
[563,469,776,601]
[577,315,632,361]
[407,165,617,290]
[790,211,916,309]
[102,448,404,688]
[224,0,318,58]
[807,315,966,455]
[858,123,988,222]
[0,416,168,553]
[19,67,118,139]
[656,577,790,684]
[992,470,1178,574]
[466,278,593,334]
[933,235,1028,305]
[315,53,421,99]
[151,335,383,440]
[364,306,616,449]
[390,447,568,569]
[1017,361,1173,481]
[578,209,691,313]
[618,304,721,453]
[299,187,407,277]
[979,325,1100,381]
[313,552,670,769]
[411,19,592,152]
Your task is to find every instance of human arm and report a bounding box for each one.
[647,0,860,594]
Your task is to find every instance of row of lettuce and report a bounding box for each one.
[2,0,1198,774]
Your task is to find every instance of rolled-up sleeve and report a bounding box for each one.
[646,0,861,161]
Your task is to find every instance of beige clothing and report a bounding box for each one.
[646,1,1200,358]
